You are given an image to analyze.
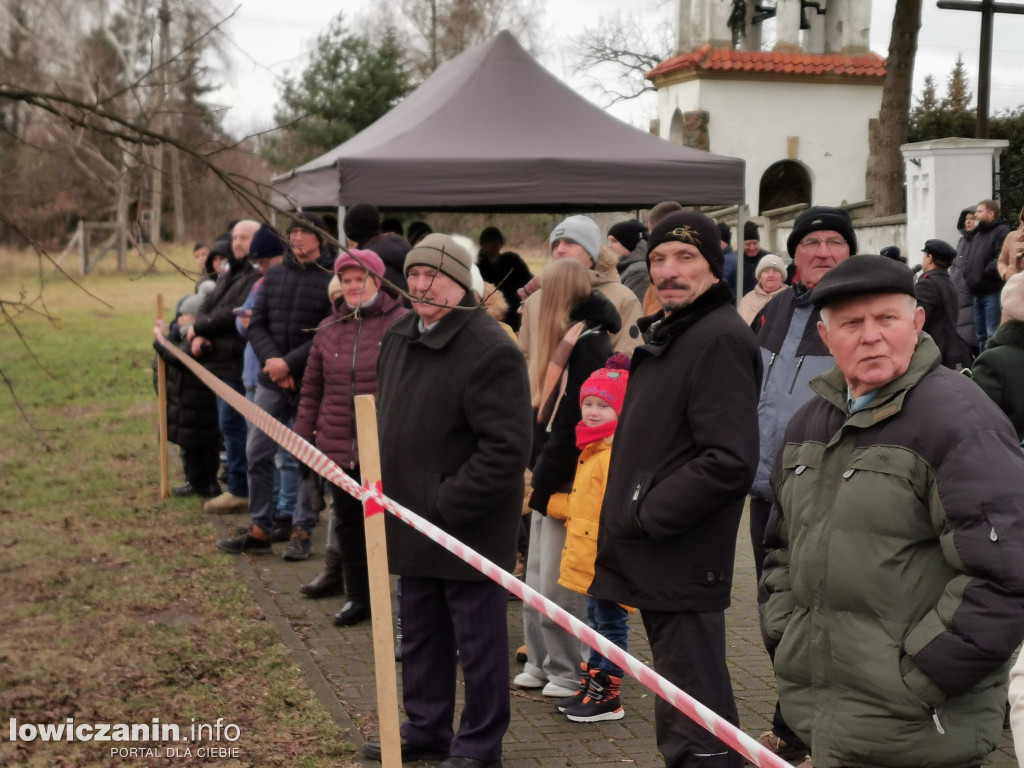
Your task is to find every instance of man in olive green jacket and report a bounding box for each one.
[760,255,1024,768]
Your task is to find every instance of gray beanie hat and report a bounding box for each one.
[550,215,601,265]
[404,233,473,292]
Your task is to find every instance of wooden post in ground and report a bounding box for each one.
[157,294,169,498]
[354,394,400,768]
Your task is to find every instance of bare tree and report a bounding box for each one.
[866,0,923,216]
[398,0,542,78]
[569,13,672,108]
[0,0,244,248]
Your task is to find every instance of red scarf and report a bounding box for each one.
[576,419,617,450]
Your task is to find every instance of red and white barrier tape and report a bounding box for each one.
[153,329,794,768]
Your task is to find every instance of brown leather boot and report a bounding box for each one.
[299,549,344,599]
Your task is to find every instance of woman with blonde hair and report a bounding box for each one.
[515,258,622,699]
[519,216,643,358]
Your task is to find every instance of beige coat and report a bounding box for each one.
[997,226,1024,281]
[737,284,789,325]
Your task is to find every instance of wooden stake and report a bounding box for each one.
[157,294,169,498]
[354,395,401,768]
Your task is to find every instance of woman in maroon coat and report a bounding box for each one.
[293,249,408,626]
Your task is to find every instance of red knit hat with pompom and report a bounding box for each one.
[579,354,631,416]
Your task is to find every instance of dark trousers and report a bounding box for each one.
[400,576,510,760]
[749,496,806,750]
[640,609,743,768]
[327,467,368,603]
[181,446,220,494]
[749,495,772,586]
[586,596,629,678]
[215,378,248,497]
[246,384,316,534]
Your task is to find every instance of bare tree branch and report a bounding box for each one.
[568,11,672,108]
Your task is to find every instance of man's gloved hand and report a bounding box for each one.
[527,489,548,516]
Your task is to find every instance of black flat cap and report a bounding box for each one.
[922,238,957,266]
[811,254,916,309]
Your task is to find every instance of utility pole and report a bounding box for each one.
[936,0,1024,138]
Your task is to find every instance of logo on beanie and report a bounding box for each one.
[664,226,703,247]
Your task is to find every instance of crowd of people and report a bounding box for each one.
[155,199,1024,768]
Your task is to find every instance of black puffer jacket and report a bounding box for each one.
[153,335,219,450]
[915,267,973,369]
[248,252,334,391]
[530,291,620,503]
[191,258,259,380]
[962,216,1011,294]
[951,211,980,354]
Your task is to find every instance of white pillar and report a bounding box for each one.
[826,0,872,53]
[901,137,1008,266]
[775,0,802,51]
[675,0,693,53]
[743,0,762,50]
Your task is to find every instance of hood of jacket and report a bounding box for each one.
[569,290,622,335]
[984,318,1024,351]
[589,262,625,290]
[616,241,648,273]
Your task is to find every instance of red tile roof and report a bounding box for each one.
[647,44,886,80]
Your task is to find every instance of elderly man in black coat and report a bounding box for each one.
[362,234,532,768]
[917,238,973,369]
[591,211,762,768]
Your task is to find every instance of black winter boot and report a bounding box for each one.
[299,548,345,599]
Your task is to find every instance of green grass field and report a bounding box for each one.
[0,249,356,767]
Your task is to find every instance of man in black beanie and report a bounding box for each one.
[747,204,856,764]
[742,221,772,295]
[475,225,533,332]
[343,202,410,295]
[592,210,762,768]
[607,219,650,303]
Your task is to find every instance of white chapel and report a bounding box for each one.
[649,0,885,214]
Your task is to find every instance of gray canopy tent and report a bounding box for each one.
[271,31,745,213]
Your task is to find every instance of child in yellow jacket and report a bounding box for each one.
[547,354,630,723]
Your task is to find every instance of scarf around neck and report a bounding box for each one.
[576,419,617,450]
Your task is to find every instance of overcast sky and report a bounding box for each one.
[209,0,1024,138]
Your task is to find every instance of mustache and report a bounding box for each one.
[656,280,689,291]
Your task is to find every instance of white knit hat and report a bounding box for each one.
[755,254,787,280]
